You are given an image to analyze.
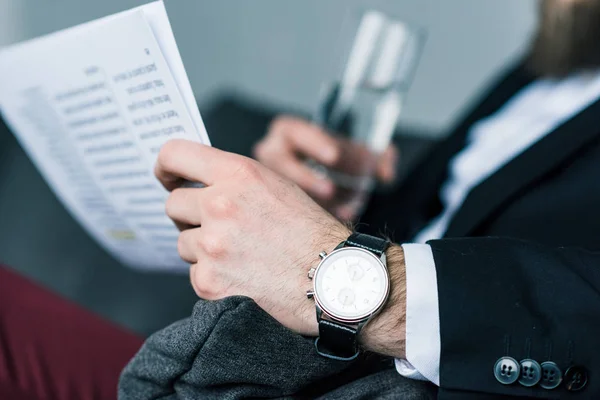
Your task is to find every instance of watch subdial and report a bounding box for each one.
[347,264,365,281]
[337,287,356,306]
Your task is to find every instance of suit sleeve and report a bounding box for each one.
[429,237,600,398]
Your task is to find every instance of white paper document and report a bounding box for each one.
[0,1,209,271]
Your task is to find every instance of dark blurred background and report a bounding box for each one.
[0,0,536,336]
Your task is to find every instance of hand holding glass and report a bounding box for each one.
[311,10,425,221]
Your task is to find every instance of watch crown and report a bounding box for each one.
[306,290,315,299]
[307,268,316,279]
[319,251,327,259]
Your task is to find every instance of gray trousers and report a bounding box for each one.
[119,297,437,399]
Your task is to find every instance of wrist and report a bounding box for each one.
[359,244,406,359]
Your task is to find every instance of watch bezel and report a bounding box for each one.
[313,247,390,324]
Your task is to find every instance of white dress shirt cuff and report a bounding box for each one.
[394,243,441,386]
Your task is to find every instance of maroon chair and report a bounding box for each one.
[0,265,144,400]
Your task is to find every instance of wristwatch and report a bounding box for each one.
[307,232,391,361]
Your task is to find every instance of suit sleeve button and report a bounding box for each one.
[564,366,588,392]
[540,361,563,390]
[494,357,520,385]
[518,359,542,387]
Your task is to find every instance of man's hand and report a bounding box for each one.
[156,140,350,336]
[254,116,398,202]
[156,139,407,358]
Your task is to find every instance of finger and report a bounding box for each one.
[252,137,291,168]
[190,264,201,296]
[275,119,341,166]
[165,188,208,227]
[190,263,208,299]
[376,145,399,183]
[155,139,238,191]
[177,227,201,264]
[277,158,335,199]
[189,262,224,301]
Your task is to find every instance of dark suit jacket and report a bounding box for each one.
[361,63,600,399]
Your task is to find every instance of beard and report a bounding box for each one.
[527,0,600,78]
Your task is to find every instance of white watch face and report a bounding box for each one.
[313,247,389,322]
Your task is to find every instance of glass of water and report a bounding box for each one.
[311,10,426,221]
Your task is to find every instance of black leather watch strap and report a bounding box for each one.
[314,233,390,361]
[315,319,360,361]
[344,232,390,257]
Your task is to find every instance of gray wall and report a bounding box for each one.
[0,0,23,45]
[0,0,537,135]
